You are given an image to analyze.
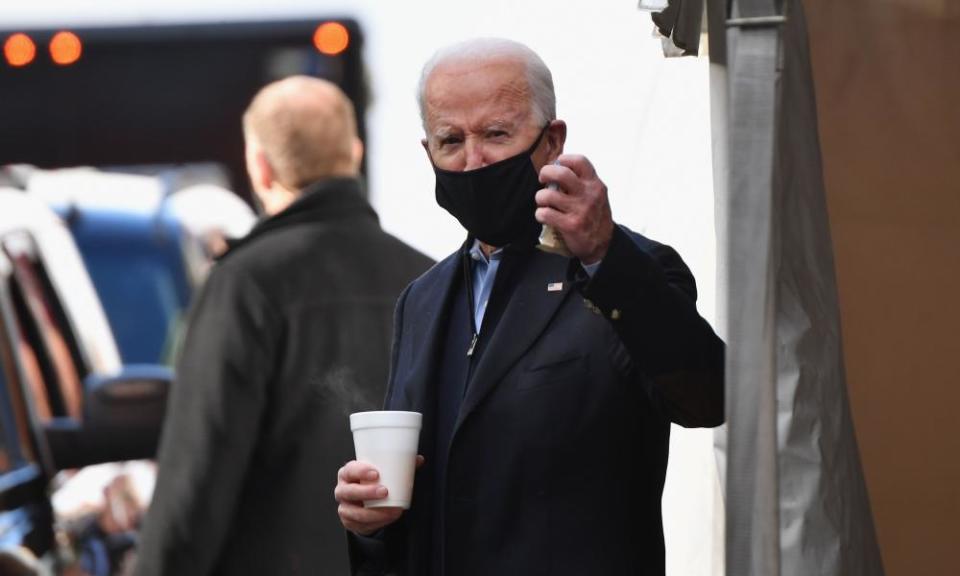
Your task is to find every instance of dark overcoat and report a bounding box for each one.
[137,177,433,576]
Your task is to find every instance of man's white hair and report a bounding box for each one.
[417,38,556,132]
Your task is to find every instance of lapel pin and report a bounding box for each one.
[547,282,563,292]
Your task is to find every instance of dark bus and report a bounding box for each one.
[0,18,369,200]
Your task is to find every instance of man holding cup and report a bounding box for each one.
[336,39,725,575]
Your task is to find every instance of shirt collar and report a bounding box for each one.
[468,239,504,264]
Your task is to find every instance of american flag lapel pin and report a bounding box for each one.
[547,282,563,292]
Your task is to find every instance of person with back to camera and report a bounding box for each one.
[135,76,433,576]
[333,38,725,576]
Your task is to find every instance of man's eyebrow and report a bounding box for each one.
[431,125,458,140]
[485,119,514,131]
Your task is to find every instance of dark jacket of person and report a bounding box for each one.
[136,177,433,576]
[350,225,724,576]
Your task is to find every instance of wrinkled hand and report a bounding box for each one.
[334,457,424,536]
[536,154,614,265]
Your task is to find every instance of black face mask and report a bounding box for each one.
[432,125,548,247]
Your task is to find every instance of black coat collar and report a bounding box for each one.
[221,177,377,259]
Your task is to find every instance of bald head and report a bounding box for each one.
[243,76,360,191]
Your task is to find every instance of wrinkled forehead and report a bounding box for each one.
[423,57,534,131]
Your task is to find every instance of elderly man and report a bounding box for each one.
[136,76,432,575]
[335,39,724,575]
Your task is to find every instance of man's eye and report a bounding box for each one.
[486,130,508,139]
[439,136,462,148]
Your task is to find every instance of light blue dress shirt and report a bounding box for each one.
[468,241,503,331]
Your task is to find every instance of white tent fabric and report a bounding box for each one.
[722,1,781,572]
[714,0,885,574]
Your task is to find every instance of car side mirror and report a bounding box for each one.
[45,365,171,469]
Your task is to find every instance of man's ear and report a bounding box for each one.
[350,137,365,172]
[546,120,567,162]
[420,138,435,163]
[246,141,275,193]
[254,151,274,190]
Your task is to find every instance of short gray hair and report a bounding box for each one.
[417,38,556,132]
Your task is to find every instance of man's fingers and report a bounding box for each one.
[535,186,575,214]
[335,481,388,503]
[338,460,379,483]
[338,503,404,535]
[555,154,596,179]
[338,503,402,525]
[335,456,422,535]
[538,163,580,194]
[535,205,575,230]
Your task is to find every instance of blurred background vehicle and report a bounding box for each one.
[0,189,171,574]
[7,166,256,365]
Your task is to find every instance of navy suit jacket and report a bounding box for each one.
[351,225,724,576]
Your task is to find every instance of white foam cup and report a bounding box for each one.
[349,410,422,509]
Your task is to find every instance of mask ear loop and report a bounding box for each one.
[537,159,572,257]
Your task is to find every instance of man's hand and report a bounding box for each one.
[535,154,615,265]
[334,457,423,536]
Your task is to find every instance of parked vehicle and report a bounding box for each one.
[22,167,256,365]
[0,189,170,574]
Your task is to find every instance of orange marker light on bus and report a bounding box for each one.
[313,22,349,56]
[50,31,82,66]
[4,33,36,67]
